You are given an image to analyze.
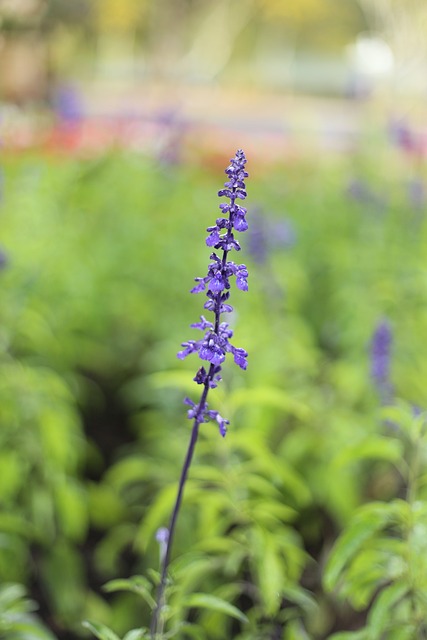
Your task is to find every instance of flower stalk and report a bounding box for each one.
[150,149,249,637]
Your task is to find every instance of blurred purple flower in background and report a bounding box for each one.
[388,116,420,156]
[370,319,393,404]
[155,108,187,166]
[346,178,387,211]
[0,248,8,271]
[406,178,425,210]
[52,83,84,125]
[247,207,296,264]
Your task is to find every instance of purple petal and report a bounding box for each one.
[206,230,221,246]
[234,216,248,232]
[210,275,225,293]
[236,276,248,291]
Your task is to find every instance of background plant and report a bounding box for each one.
[324,401,427,639]
[1,139,427,638]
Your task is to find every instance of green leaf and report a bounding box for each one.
[328,632,367,640]
[103,576,156,609]
[122,630,149,640]
[0,583,28,609]
[170,622,207,640]
[324,503,392,592]
[88,483,125,529]
[283,619,312,639]
[281,585,318,616]
[245,473,286,499]
[367,582,408,638]
[172,555,217,595]
[384,624,418,640]
[380,403,415,435]
[340,534,407,609]
[229,387,311,420]
[0,451,25,502]
[261,548,285,615]
[105,456,159,491]
[54,480,88,542]
[82,621,121,640]
[40,541,86,622]
[247,499,297,525]
[4,620,58,640]
[0,514,35,539]
[136,484,177,552]
[333,437,403,467]
[93,523,136,576]
[341,550,390,609]
[188,465,226,486]
[182,594,248,623]
[232,437,311,506]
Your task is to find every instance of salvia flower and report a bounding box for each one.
[177,149,249,436]
[151,150,250,637]
[370,319,393,405]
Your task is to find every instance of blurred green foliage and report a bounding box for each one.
[1,146,427,638]
[0,582,57,639]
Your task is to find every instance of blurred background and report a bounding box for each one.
[2,1,427,639]
[1,0,427,158]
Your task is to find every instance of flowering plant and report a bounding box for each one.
[150,149,249,637]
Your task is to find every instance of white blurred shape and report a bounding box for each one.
[348,34,394,77]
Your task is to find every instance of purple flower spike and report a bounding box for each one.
[152,150,249,636]
[370,319,393,405]
[177,149,249,434]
